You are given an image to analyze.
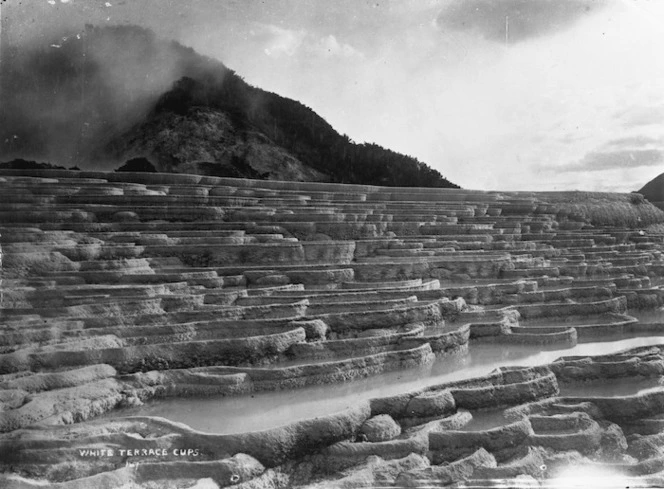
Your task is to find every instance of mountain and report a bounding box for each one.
[638,173,664,209]
[1,24,459,188]
[103,101,330,182]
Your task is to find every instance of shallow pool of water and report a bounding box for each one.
[107,335,664,434]
[519,314,631,327]
[631,309,664,324]
[560,377,664,398]
[458,408,509,432]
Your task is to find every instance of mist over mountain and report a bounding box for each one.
[1,24,221,168]
[1,24,459,188]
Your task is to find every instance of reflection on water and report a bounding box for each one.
[108,335,664,434]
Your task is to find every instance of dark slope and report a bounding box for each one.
[639,173,664,201]
[638,173,664,210]
[1,24,459,188]
[106,75,460,187]
[103,103,331,182]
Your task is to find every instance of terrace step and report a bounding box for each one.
[4,169,664,489]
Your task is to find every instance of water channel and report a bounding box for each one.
[108,333,664,434]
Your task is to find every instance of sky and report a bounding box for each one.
[3,0,664,191]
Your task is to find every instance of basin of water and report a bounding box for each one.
[560,377,664,398]
[106,335,664,434]
[519,314,631,327]
[458,408,509,432]
[631,308,664,324]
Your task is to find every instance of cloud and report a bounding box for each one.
[315,34,362,58]
[604,135,662,148]
[255,24,307,57]
[557,149,663,173]
[436,0,609,43]
[557,132,585,144]
[620,105,664,128]
[253,23,361,59]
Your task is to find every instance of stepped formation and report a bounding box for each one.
[3,170,664,487]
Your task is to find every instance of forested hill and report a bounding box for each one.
[109,74,460,187]
[2,24,459,188]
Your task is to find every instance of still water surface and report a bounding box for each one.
[109,334,664,434]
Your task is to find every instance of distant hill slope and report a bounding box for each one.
[638,173,664,209]
[1,24,459,188]
[103,104,331,182]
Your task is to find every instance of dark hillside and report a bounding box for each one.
[110,74,459,187]
[2,24,458,188]
[639,173,664,209]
